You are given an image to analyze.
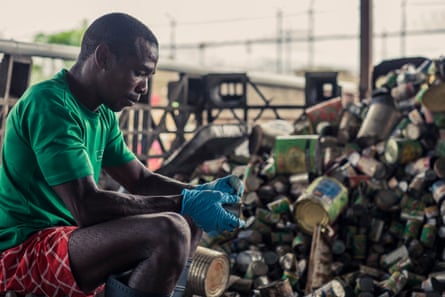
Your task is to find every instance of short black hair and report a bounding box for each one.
[78,12,158,63]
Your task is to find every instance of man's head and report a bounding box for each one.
[70,13,159,112]
[78,12,158,65]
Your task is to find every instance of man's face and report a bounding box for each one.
[99,38,158,112]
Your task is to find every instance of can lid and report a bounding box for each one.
[294,197,329,234]
[383,139,399,164]
[422,83,445,112]
[347,151,360,166]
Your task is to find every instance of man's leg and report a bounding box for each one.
[68,212,191,295]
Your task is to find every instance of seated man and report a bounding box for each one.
[0,12,243,297]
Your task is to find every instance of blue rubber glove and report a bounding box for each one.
[181,188,242,233]
[195,175,244,197]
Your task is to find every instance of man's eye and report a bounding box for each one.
[135,71,147,76]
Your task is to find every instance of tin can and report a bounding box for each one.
[306,278,353,297]
[228,275,254,294]
[403,219,423,241]
[388,256,413,274]
[348,151,387,180]
[281,270,300,288]
[356,91,401,147]
[380,245,409,268]
[382,270,408,296]
[419,223,436,248]
[270,231,294,245]
[255,208,281,225]
[352,233,367,260]
[383,138,423,165]
[273,135,321,175]
[186,246,231,297]
[305,97,343,129]
[245,260,269,280]
[431,179,445,204]
[293,176,348,234]
[267,197,291,216]
[258,279,294,297]
[337,102,364,144]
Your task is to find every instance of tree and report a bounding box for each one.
[30,19,87,83]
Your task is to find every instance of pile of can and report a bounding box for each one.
[191,57,445,297]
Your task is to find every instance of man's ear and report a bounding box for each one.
[94,43,111,70]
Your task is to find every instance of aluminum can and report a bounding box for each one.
[185,246,231,297]
[293,176,348,234]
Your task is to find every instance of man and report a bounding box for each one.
[0,13,244,297]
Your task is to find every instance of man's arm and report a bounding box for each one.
[104,158,193,195]
[52,173,183,228]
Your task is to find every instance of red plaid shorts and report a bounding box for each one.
[0,226,101,297]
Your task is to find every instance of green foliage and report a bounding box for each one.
[30,19,87,83]
[33,19,87,46]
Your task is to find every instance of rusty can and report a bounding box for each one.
[305,225,333,293]
[185,246,231,297]
[293,176,348,234]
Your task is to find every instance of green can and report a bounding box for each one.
[403,219,422,241]
[420,223,436,248]
[384,138,423,165]
[352,233,367,260]
[293,176,349,234]
[273,135,321,175]
[267,196,291,215]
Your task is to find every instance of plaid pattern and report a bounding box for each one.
[0,226,99,297]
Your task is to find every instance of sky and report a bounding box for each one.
[1,0,444,75]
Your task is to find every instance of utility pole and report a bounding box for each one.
[308,0,315,69]
[359,0,373,99]
[166,14,177,60]
[401,0,407,56]
[276,9,284,74]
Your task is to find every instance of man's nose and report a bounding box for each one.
[136,79,149,95]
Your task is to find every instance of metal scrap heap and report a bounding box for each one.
[186,57,445,297]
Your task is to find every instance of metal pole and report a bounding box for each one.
[308,0,315,69]
[359,0,373,99]
[401,0,407,56]
[276,9,283,74]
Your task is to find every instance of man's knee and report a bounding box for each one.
[152,212,191,251]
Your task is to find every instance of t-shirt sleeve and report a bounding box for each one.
[102,112,136,167]
[26,101,93,186]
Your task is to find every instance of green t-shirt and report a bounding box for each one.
[0,69,136,251]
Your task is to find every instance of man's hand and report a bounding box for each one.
[181,189,242,233]
[195,175,244,197]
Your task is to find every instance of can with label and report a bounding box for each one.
[383,138,423,165]
[293,176,349,234]
[273,135,322,175]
